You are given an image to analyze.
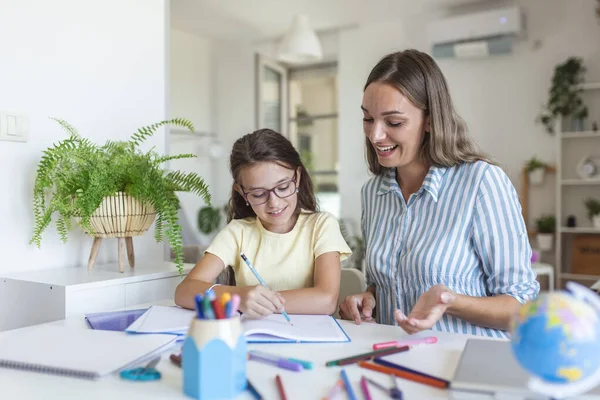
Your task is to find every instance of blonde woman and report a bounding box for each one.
[338,50,539,338]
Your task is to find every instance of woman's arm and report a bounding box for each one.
[277,251,342,315]
[446,294,521,331]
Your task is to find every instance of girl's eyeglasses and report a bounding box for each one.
[241,174,298,206]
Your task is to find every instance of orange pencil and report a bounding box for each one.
[275,375,288,400]
[358,361,449,389]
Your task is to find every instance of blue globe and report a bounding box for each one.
[511,290,600,384]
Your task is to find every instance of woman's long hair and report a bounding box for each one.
[364,49,494,175]
[227,129,317,221]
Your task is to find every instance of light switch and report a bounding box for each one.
[6,116,17,136]
[0,111,28,142]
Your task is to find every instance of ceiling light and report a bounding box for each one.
[277,14,323,65]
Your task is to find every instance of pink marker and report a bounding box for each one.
[372,336,437,350]
[229,294,241,318]
[360,376,373,400]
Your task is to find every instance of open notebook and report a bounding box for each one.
[0,324,177,380]
[124,305,350,343]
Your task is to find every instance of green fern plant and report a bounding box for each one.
[30,117,211,274]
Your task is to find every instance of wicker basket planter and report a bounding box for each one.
[87,192,156,273]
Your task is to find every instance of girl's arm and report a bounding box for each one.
[277,251,342,315]
[174,253,284,316]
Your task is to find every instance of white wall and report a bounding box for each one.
[169,29,214,243]
[338,0,600,229]
[0,0,168,273]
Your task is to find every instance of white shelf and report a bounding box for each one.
[561,227,600,234]
[578,82,600,91]
[561,179,600,186]
[561,131,600,139]
[559,273,600,281]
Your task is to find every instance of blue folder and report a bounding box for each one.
[85,308,148,332]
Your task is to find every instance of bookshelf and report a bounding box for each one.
[555,82,600,289]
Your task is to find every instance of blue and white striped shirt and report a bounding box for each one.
[362,161,540,338]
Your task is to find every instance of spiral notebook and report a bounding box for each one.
[125,305,350,343]
[0,324,177,380]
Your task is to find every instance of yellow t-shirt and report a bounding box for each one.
[205,211,352,291]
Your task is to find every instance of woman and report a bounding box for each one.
[338,49,539,338]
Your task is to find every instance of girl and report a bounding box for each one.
[175,129,352,317]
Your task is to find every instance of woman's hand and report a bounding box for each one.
[238,285,285,318]
[339,291,376,324]
[395,284,456,334]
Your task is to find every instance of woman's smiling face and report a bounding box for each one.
[362,82,429,170]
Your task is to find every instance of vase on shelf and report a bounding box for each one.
[537,233,553,252]
[593,215,600,230]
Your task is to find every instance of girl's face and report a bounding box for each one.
[362,82,429,170]
[236,161,301,234]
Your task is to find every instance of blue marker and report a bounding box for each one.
[194,294,204,319]
[240,252,293,326]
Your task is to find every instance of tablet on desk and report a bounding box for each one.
[450,339,600,400]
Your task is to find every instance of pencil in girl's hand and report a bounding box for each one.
[240,252,293,326]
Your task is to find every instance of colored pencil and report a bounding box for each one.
[357,361,449,389]
[373,358,449,385]
[325,345,409,367]
[247,379,263,400]
[341,369,357,400]
[322,379,344,400]
[275,375,288,400]
[240,252,293,325]
[360,376,373,400]
[372,336,437,350]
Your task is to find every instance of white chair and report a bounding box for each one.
[532,262,554,292]
[334,268,367,318]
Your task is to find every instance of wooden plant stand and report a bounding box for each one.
[86,193,156,273]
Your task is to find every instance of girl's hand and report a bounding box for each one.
[339,291,376,324]
[395,284,456,334]
[239,285,285,318]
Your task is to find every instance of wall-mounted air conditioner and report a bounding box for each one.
[427,6,523,58]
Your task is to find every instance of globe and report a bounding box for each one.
[511,282,600,399]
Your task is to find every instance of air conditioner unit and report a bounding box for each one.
[427,6,523,58]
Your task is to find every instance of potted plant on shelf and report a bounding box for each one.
[535,214,556,251]
[525,156,547,185]
[585,198,600,229]
[537,57,588,134]
[30,118,211,275]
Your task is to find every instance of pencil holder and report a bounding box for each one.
[182,316,247,400]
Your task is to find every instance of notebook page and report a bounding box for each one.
[241,314,349,342]
[125,305,195,335]
[0,325,177,379]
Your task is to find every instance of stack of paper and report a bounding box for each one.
[125,306,196,336]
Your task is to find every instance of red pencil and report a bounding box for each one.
[358,361,449,389]
[275,375,288,400]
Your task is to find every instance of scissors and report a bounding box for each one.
[120,357,161,381]
[364,375,403,399]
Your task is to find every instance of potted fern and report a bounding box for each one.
[535,214,556,251]
[30,118,211,274]
[585,198,600,229]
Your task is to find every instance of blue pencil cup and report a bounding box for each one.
[182,316,247,399]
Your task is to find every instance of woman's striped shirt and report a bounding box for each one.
[361,161,540,338]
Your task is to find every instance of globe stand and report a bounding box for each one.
[526,282,600,399]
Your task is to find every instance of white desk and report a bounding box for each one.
[0,303,501,400]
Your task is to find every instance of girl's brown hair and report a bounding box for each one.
[364,49,494,175]
[228,129,317,221]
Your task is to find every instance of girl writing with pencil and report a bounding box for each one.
[175,129,352,318]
